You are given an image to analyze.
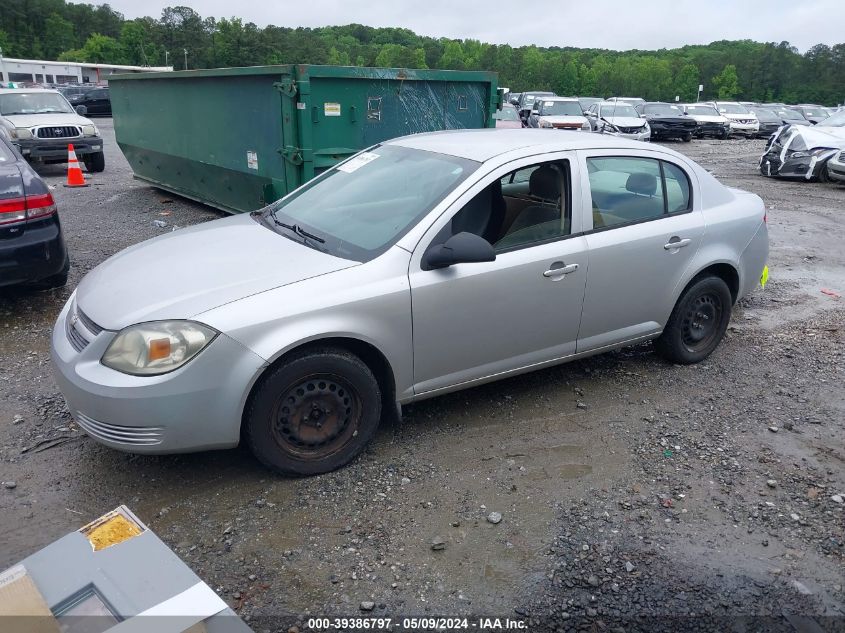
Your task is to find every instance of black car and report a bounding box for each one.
[0,136,69,288]
[516,91,555,124]
[635,102,697,141]
[749,108,783,138]
[67,87,111,116]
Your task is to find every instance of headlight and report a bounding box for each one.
[604,123,619,133]
[539,120,553,128]
[581,121,591,130]
[102,321,218,376]
[11,128,33,140]
[82,124,99,136]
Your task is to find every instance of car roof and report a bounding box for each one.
[541,96,579,101]
[388,128,661,162]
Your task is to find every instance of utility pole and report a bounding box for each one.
[184,48,188,70]
[697,84,703,102]
[165,50,169,68]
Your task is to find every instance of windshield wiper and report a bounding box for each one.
[270,215,326,246]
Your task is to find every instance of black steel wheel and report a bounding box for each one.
[655,276,732,364]
[245,348,381,475]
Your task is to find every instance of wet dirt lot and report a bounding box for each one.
[1,121,843,632]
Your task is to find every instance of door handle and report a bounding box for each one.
[664,237,692,250]
[543,263,579,277]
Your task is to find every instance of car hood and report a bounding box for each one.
[603,116,646,127]
[722,113,757,121]
[644,114,693,123]
[687,115,728,123]
[1,112,94,128]
[539,115,588,125]
[76,213,358,330]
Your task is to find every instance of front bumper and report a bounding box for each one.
[605,129,650,142]
[729,121,759,136]
[0,217,69,287]
[649,123,696,139]
[696,122,731,137]
[51,294,268,454]
[827,153,845,182]
[15,136,103,160]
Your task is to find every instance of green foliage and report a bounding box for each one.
[712,64,741,99]
[0,1,841,105]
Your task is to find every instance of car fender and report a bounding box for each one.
[195,246,415,404]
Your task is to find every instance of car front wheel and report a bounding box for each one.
[244,347,382,475]
[83,151,105,173]
[655,276,732,364]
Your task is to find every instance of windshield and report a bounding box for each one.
[540,101,583,116]
[0,92,74,115]
[800,107,825,118]
[600,104,639,118]
[494,106,520,121]
[685,105,719,116]
[777,109,805,120]
[268,145,478,262]
[752,108,778,120]
[644,103,684,116]
[718,103,750,114]
[817,111,845,127]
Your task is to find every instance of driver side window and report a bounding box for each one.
[441,160,572,252]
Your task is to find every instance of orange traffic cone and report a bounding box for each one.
[64,144,88,188]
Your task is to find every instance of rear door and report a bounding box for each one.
[575,149,704,352]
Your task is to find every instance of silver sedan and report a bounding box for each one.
[52,130,769,475]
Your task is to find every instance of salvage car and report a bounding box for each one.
[773,107,811,127]
[794,105,828,124]
[713,102,759,137]
[67,86,112,116]
[493,104,523,129]
[517,91,555,123]
[748,107,784,138]
[0,88,105,172]
[52,130,768,475]
[636,102,697,142]
[682,104,731,139]
[585,102,650,141]
[759,117,845,181]
[527,97,591,130]
[0,134,70,288]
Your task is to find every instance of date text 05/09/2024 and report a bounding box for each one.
[306,617,528,630]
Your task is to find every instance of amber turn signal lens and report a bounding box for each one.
[148,337,172,361]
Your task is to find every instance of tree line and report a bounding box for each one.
[1,1,843,105]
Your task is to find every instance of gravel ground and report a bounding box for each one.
[0,123,843,631]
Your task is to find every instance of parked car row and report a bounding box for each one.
[504,91,839,143]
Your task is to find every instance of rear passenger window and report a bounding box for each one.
[587,157,691,229]
[663,162,691,212]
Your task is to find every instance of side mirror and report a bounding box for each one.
[424,232,496,270]
[509,98,519,106]
[75,105,87,115]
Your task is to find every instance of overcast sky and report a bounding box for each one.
[98,0,842,53]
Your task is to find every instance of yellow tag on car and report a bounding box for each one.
[760,265,769,289]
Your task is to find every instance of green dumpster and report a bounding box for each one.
[110,64,499,213]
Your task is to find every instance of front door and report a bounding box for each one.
[409,154,589,395]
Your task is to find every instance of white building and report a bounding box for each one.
[0,56,171,85]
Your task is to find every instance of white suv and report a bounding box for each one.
[0,88,105,171]
[713,101,759,138]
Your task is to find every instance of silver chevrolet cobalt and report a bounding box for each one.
[52,130,769,475]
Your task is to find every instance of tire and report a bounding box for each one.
[682,133,693,142]
[83,151,105,173]
[244,347,382,476]
[655,276,732,364]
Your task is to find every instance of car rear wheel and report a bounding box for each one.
[83,152,105,173]
[682,133,693,142]
[244,347,382,476]
[655,276,732,364]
